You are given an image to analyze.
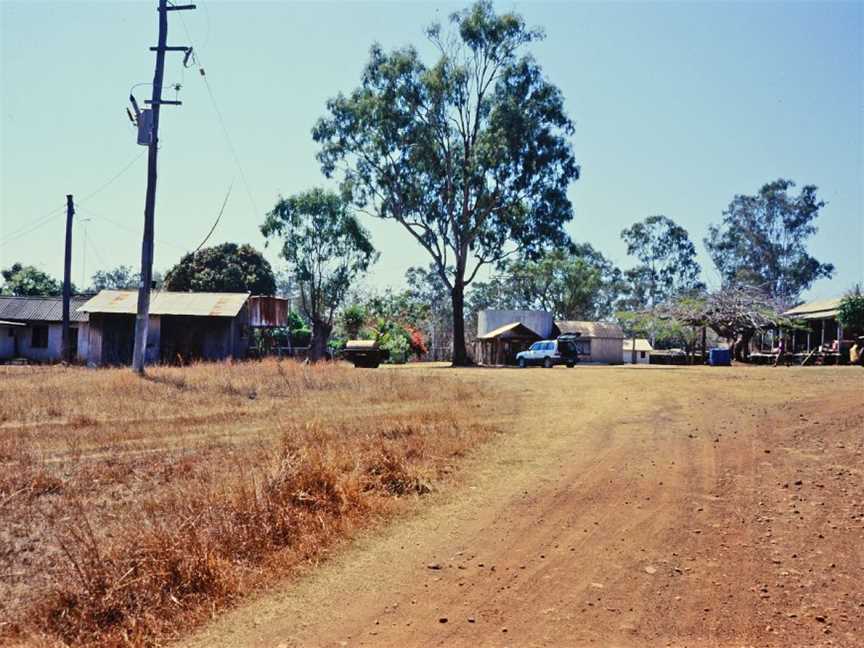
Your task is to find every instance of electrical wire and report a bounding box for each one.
[75,205,188,253]
[0,206,66,247]
[174,4,261,220]
[78,149,147,205]
[192,181,233,254]
[0,149,146,249]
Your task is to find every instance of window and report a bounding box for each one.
[640,351,646,359]
[31,325,49,349]
[529,342,541,351]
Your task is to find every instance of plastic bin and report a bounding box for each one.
[708,348,731,366]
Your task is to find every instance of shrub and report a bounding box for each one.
[837,286,864,335]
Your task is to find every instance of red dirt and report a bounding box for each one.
[180,364,863,648]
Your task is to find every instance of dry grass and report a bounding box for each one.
[0,360,500,647]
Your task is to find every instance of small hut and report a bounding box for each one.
[622,338,653,364]
[475,322,540,366]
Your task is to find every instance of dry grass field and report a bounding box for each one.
[3,361,862,648]
[0,360,502,647]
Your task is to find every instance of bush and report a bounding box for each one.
[837,287,864,336]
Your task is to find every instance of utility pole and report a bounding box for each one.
[62,194,74,363]
[131,0,195,374]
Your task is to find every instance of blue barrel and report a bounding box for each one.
[709,348,731,366]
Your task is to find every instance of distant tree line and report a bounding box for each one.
[2,3,842,367]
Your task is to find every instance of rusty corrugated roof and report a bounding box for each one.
[78,290,249,317]
[0,295,90,322]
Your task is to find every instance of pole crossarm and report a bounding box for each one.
[145,99,183,105]
[163,3,197,10]
[149,46,191,52]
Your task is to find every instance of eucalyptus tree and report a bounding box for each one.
[313,1,580,365]
[261,189,377,361]
[621,215,704,310]
[705,179,834,306]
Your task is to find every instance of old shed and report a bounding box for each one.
[554,321,624,364]
[475,321,541,366]
[78,290,250,366]
[0,295,90,363]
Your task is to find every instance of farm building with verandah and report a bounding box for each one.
[0,295,90,363]
[78,290,252,366]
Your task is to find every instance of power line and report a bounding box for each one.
[192,180,233,254]
[78,149,147,205]
[0,206,66,247]
[175,5,260,220]
[0,149,147,249]
[75,205,188,253]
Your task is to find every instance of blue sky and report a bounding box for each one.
[1,1,861,300]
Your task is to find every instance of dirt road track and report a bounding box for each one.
[182,365,863,647]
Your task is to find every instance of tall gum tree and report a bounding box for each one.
[261,188,377,361]
[705,179,834,306]
[313,1,580,365]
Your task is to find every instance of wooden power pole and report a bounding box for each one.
[132,0,195,374]
[61,194,74,363]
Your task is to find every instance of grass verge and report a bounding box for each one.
[0,360,500,647]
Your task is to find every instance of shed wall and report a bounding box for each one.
[478,310,553,339]
[583,336,624,364]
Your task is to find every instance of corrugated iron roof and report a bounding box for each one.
[477,321,540,340]
[782,297,841,319]
[0,295,90,322]
[79,290,249,317]
[622,338,653,352]
[556,320,624,339]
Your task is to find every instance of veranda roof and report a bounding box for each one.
[782,297,842,320]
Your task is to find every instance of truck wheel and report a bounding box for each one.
[518,358,526,368]
[544,357,553,369]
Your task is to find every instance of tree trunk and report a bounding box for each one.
[731,330,754,363]
[309,320,332,363]
[450,282,472,367]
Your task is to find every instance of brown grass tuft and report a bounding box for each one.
[0,360,501,647]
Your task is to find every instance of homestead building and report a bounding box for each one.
[0,295,90,363]
[475,309,625,366]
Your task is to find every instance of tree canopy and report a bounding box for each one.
[467,244,624,322]
[837,286,864,336]
[163,243,276,295]
[88,265,163,291]
[661,284,787,361]
[312,0,579,364]
[705,179,834,305]
[261,188,377,360]
[1,262,65,296]
[621,215,704,310]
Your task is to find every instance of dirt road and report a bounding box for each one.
[182,365,863,647]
